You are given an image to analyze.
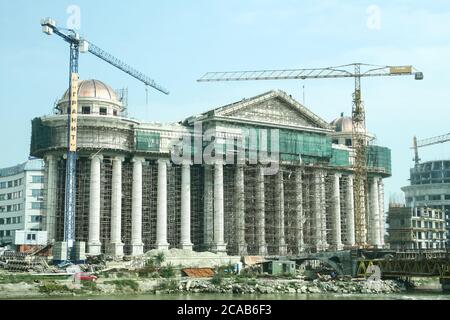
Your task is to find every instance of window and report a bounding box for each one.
[0,218,3,225]
[32,176,44,183]
[12,217,16,224]
[429,195,441,201]
[31,189,43,197]
[415,196,425,201]
[17,217,21,224]
[6,218,11,224]
[0,182,6,189]
[0,194,4,201]
[445,195,450,200]
[27,234,36,241]
[5,231,10,237]
[113,110,118,116]
[6,193,11,200]
[31,202,43,210]
[345,139,352,146]
[0,231,3,237]
[99,107,107,115]
[30,215,42,223]
[7,181,12,188]
[6,205,11,212]
[332,139,338,144]
[82,106,91,114]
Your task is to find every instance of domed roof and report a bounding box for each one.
[62,79,118,102]
[331,113,353,133]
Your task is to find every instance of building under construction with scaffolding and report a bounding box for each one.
[30,79,392,257]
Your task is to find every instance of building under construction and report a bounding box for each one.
[30,79,391,257]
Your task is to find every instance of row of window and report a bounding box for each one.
[0,178,23,189]
[407,195,450,202]
[0,190,23,201]
[0,201,43,213]
[77,106,118,116]
[412,220,445,229]
[0,230,12,237]
[415,231,446,240]
[0,216,21,225]
[0,203,23,213]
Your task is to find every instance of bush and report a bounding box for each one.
[38,281,71,294]
[81,280,99,292]
[159,264,175,278]
[157,279,178,291]
[105,279,139,291]
[211,273,223,286]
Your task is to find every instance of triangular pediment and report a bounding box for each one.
[211,90,331,130]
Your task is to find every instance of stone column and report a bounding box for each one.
[180,161,193,250]
[295,167,304,253]
[88,154,103,255]
[235,164,247,255]
[312,170,323,251]
[131,157,144,255]
[331,173,344,251]
[256,166,267,255]
[108,156,124,257]
[369,177,381,247]
[275,169,287,255]
[345,174,356,247]
[156,159,170,250]
[212,161,226,253]
[378,178,385,247]
[44,155,58,242]
[320,171,329,250]
[203,165,213,250]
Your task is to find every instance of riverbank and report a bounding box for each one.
[0,274,406,299]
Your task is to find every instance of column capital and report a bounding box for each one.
[112,155,125,162]
[347,173,354,179]
[44,154,57,162]
[334,172,342,178]
[214,159,225,166]
[90,153,103,161]
[132,156,145,163]
[181,159,193,167]
[157,158,170,165]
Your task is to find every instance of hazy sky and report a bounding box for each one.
[1,0,449,204]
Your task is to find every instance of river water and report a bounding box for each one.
[30,290,450,300]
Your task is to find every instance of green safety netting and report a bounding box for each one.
[135,131,160,152]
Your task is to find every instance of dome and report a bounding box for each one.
[62,79,118,102]
[331,114,353,133]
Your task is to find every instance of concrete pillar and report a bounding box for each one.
[345,175,356,247]
[295,167,304,253]
[331,173,344,251]
[369,177,381,247]
[203,165,213,250]
[211,161,226,253]
[313,170,328,251]
[320,171,329,251]
[108,156,124,257]
[378,179,385,247]
[88,154,103,255]
[44,155,58,242]
[275,169,287,255]
[256,166,267,255]
[180,161,193,250]
[235,164,247,255]
[156,159,170,250]
[131,157,144,255]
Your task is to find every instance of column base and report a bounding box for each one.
[257,244,268,256]
[107,242,124,257]
[278,244,288,256]
[131,243,144,256]
[210,243,227,254]
[155,242,170,251]
[180,242,193,251]
[331,244,344,251]
[87,242,102,256]
[296,244,305,254]
[237,244,248,256]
